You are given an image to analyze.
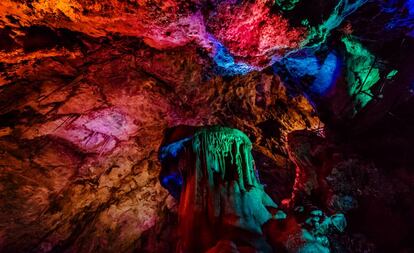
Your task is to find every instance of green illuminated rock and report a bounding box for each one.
[301,0,367,48]
[386,69,398,80]
[192,126,259,192]
[275,210,287,220]
[342,35,380,110]
[275,0,301,11]
[190,126,278,233]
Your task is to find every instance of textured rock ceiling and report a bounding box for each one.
[0,0,413,252]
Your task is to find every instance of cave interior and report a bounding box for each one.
[0,0,414,252]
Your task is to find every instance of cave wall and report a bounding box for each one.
[0,35,319,252]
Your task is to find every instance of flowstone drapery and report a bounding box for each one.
[159,126,278,253]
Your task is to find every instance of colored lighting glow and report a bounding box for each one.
[311,52,341,95]
[209,0,306,67]
[159,137,191,160]
[382,0,414,36]
[300,0,368,48]
[161,172,183,200]
[283,56,320,77]
[408,0,414,14]
[274,0,301,11]
[386,69,398,80]
[342,35,380,110]
[209,0,368,79]
[278,51,341,96]
[192,126,258,191]
[209,0,369,77]
[212,37,256,76]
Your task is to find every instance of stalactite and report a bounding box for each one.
[191,126,260,191]
[159,126,279,252]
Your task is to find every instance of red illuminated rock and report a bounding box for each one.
[207,0,306,66]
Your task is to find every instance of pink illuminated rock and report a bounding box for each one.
[207,0,307,66]
[53,108,137,154]
[82,108,137,141]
